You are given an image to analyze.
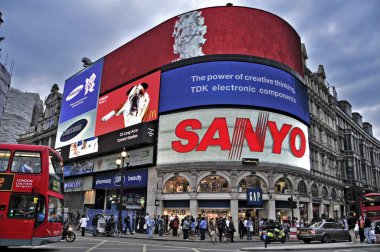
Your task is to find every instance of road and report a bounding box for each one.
[3,235,380,252]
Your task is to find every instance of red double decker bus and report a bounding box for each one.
[0,144,64,247]
[361,193,380,221]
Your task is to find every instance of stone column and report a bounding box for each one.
[189,191,198,218]
[308,202,313,223]
[268,198,276,220]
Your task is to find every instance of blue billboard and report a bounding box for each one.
[160,61,310,124]
[94,169,148,189]
[59,58,104,124]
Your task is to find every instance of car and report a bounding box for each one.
[297,222,350,243]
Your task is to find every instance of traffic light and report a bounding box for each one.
[288,196,297,209]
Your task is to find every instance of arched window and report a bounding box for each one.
[311,184,319,197]
[163,176,190,193]
[274,178,293,194]
[197,175,230,193]
[322,186,328,199]
[331,188,337,201]
[238,175,266,192]
[298,181,308,196]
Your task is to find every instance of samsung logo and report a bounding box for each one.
[60,119,88,142]
[66,85,84,101]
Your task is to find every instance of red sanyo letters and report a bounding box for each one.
[172,118,306,158]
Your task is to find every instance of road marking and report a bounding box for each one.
[192,248,201,252]
[143,244,146,252]
[85,240,107,252]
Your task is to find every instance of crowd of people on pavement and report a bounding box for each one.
[69,209,380,245]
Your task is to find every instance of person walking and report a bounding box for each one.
[182,216,190,240]
[79,214,89,237]
[124,215,133,235]
[347,212,357,243]
[147,215,155,238]
[227,216,236,243]
[363,212,372,243]
[358,215,365,243]
[246,217,253,240]
[92,215,98,237]
[199,217,208,240]
[172,215,179,237]
[238,217,245,239]
[158,215,165,237]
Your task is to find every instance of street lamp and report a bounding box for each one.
[116,148,129,233]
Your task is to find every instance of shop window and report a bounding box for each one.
[0,149,11,172]
[322,186,328,199]
[274,177,293,194]
[163,176,191,193]
[331,188,337,201]
[238,175,266,192]
[197,175,230,193]
[298,181,308,196]
[311,184,319,197]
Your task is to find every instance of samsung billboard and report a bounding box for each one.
[160,61,310,125]
[157,108,310,171]
[59,59,103,124]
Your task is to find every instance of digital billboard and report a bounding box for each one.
[157,108,310,171]
[160,61,310,125]
[95,71,160,136]
[55,109,97,149]
[59,59,103,123]
[101,6,302,94]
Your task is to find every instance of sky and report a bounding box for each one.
[1,0,380,139]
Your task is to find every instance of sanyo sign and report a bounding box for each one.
[157,108,310,171]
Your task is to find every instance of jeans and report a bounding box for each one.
[92,226,97,237]
[349,229,356,243]
[200,229,206,240]
[364,227,371,243]
[246,227,252,240]
[148,226,154,238]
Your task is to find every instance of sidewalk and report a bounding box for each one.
[241,242,380,251]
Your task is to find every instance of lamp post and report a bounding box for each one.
[116,148,129,232]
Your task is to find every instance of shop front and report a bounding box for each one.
[198,200,230,219]
[93,168,148,216]
[64,176,94,214]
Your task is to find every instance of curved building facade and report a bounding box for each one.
[56,5,350,230]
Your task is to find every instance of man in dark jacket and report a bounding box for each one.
[217,216,226,242]
[124,215,133,235]
[363,212,372,243]
[347,212,357,243]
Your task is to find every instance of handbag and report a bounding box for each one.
[249,226,253,232]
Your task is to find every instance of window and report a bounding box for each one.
[197,175,230,193]
[322,187,328,199]
[0,150,10,172]
[35,195,46,227]
[49,151,63,194]
[331,188,337,201]
[311,184,319,197]
[298,181,308,196]
[11,151,41,174]
[48,196,63,223]
[274,178,293,194]
[8,194,38,219]
[238,175,266,192]
[163,176,191,193]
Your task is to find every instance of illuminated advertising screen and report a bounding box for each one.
[95,71,160,136]
[157,108,310,171]
[59,59,103,123]
[101,7,302,94]
[160,61,310,125]
[63,159,94,177]
[55,109,97,149]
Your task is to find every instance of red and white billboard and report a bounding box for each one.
[101,6,303,94]
[157,108,310,171]
[95,71,160,136]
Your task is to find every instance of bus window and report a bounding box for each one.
[35,195,46,227]
[48,196,63,223]
[8,194,38,219]
[11,151,41,174]
[48,151,63,194]
[0,149,11,172]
